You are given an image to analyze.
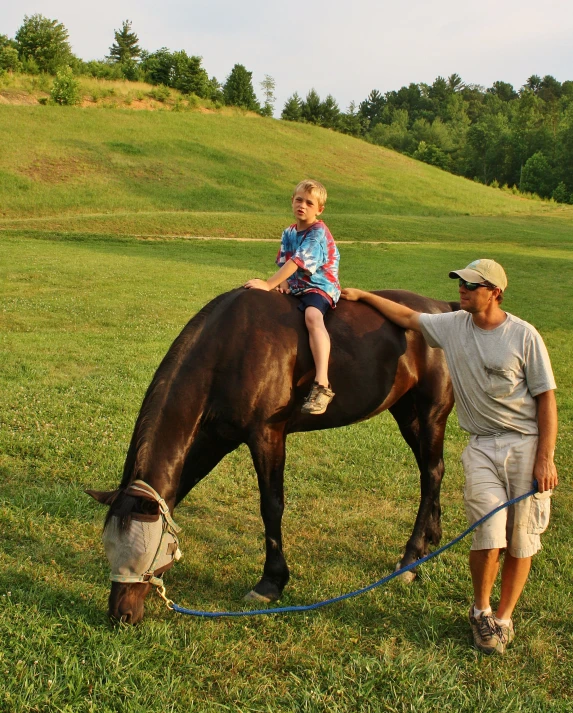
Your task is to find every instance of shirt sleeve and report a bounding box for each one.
[523,329,557,396]
[418,312,451,349]
[276,230,288,267]
[292,228,327,275]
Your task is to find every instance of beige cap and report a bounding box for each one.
[449,259,508,291]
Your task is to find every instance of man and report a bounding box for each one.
[342,259,558,654]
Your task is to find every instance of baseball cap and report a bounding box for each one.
[449,259,508,291]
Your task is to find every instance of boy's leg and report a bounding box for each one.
[305,306,330,387]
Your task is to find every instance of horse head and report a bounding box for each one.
[86,481,182,624]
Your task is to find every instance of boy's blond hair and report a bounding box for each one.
[293,179,327,208]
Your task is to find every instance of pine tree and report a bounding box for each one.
[281,93,303,122]
[108,20,141,64]
[223,64,259,111]
[301,89,322,124]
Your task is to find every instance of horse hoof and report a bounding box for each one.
[244,590,272,603]
[395,562,417,584]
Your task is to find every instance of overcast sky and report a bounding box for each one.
[2,1,572,112]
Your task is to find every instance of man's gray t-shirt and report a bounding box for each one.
[419,311,556,436]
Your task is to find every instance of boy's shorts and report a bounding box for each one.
[461,432,551,558]
[297,292,332,315]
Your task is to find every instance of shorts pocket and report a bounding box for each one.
[527,492,551,535]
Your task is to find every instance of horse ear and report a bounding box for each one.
[85,489,119,506]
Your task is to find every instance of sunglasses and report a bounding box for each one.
[458,278,489,291]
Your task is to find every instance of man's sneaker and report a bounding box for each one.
[301,382,335,415]
[496,618,515,650]
[468,607,513,654]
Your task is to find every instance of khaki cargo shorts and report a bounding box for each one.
[461,432,551,558]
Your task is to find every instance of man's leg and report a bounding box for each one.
[469,548,501,611]
[496,552,531,621]
[305,306,330,387]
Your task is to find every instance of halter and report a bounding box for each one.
[103,480,182,593]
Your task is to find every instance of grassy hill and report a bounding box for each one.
[1,104,572,246]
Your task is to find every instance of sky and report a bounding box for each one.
[2,1,572,113]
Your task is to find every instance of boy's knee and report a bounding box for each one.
[304,307,324,328]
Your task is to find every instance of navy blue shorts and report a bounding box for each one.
[297,292,332,315]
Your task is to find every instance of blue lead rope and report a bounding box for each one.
[170,485,537,618]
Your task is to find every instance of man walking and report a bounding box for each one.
[342,259,558,654]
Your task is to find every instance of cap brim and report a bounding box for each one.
[449,268,485,283]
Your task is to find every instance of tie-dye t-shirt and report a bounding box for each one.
[276,221,341,305]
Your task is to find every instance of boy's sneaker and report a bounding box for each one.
[468,608,514,654]
[301,382,335,415]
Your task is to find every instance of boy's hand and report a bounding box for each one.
[340,288,364,301]
[244,279,270,291]
[276,281,291,294]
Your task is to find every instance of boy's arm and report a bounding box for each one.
[341,288,423,332]
[244,259,298,291]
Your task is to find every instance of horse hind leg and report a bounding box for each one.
[390,385,451,580]
[244,426,290,603]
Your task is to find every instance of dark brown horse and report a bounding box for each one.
[89,287,457,623]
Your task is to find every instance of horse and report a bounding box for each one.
[88,287,458,624]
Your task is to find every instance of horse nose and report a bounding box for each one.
[120,611,133,624]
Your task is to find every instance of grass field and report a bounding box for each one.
[1,106,572,711]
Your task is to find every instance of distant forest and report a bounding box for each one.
[2,14,572,203]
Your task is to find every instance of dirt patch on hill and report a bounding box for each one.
[21,156,91,183]
[0,91,44,105]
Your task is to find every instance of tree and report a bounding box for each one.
[108,20,141,63]
[520,151,555,197]
[358,89,385,129]
[281,93,303,122]
[50,66,80,105]
[0,35,21,72]
[412,141,451,170]
[223,64,259,111]
[171,51,209,96]
[551,181,571,204]
[15,14,72,74]
[259,74,276,117]
[487,81,518,102]
[320,94,340,129]
[301,88,322,124]
[141,48,173,86]
[339,101,367,136]
[447,73,464,92]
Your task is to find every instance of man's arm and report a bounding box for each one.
[341,288,423,332]
[534,389,558,493]
[244,259,298,291]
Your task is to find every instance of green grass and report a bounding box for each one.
[1,105,572,230]
[1,230,572,712]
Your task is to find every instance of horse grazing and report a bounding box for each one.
[88,287,457,624]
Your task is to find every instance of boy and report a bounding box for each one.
[244,179,340,414]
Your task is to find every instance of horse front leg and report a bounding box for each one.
[245,426,290,603]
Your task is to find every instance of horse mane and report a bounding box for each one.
[121,289,242,488]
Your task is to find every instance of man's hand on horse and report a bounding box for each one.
[244,279,271,291]
[341,288,364,301]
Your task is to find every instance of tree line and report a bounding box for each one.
[1,15,572,203]
[282,75,573,204]
[0,15,273,113]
